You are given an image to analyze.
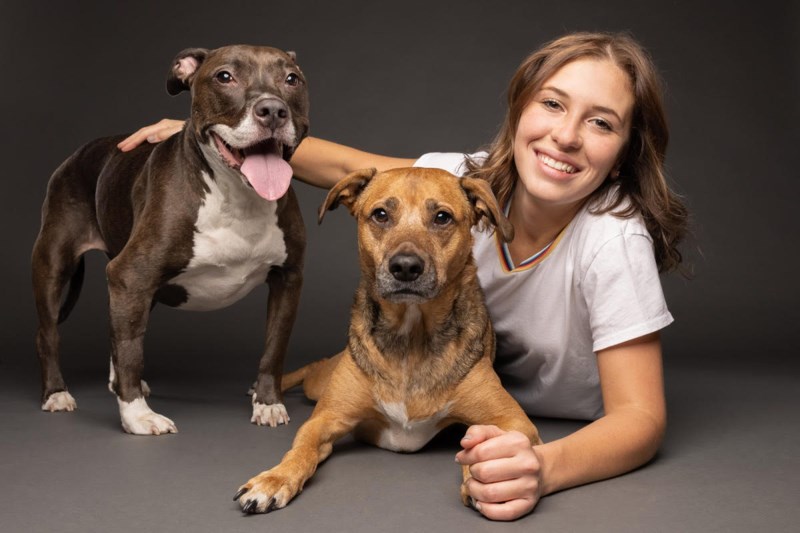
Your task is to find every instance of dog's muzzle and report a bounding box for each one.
[377,252,438,301]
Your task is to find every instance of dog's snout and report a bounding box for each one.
[389,253,425,282]
[253,98,289,130]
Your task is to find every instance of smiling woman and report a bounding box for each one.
[119,31,688,522]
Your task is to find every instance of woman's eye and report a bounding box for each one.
[216,71,234,83]
[286,73,300,86]
[543,99,562,110]
[371,208,389,223]
[591,118,613,131]
[434,211,453,226]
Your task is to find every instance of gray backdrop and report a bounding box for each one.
[3,1,797,377]
[1,1,798,532]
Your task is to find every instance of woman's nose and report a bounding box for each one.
[551,117,582,149]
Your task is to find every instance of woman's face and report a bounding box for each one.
[512,58,634,212]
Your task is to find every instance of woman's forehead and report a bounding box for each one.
[538,58,635,120]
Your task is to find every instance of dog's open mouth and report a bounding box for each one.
[212,133,293,201]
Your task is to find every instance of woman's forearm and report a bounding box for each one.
[538,334,666,495]
[290,137,416,189]
[536,405,665,496]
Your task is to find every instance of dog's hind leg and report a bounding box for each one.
[32,241,80,411]
[32,204,104,411]
[33,150,110,411]
[31,162,105,411]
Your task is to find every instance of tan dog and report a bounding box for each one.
[234,167,541,513]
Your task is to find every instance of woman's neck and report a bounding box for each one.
[506,189,583,265]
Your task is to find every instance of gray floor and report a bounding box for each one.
[1,358,798,533]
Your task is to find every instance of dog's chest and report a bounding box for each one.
[172,172,287,311]
[374,400,452,452]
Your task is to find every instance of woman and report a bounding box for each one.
[119,32,688,521]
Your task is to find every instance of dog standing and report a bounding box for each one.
[32,45,309,435]
[233,167,541,513]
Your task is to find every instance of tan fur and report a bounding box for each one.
[237,167,540,514]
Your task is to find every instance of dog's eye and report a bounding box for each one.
[216,71,234,84]
[286,73,300,86]
[371,208,389,224]
[433,211,453,226]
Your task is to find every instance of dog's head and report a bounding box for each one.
[319,167,513,303]
[166,45,310,201]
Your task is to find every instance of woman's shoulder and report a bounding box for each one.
[413,151,488,177]
[574,189,651,243]
[566,191,655,275]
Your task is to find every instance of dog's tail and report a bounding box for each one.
[57,256,85,324]
[281,362,317,391]
[281,356,339,401]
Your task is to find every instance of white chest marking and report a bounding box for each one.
[375,401,451,452]
[172,170,287,311]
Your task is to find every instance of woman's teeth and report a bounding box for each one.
[538,153,577,173]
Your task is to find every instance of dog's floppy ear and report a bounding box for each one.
[166,48,209,95]
[318,168,377,224]
[460,177,514,243]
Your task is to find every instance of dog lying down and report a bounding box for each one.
[234,167,541,513]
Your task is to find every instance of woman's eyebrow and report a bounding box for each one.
[540,86,626,123]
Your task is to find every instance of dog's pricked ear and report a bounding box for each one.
[166,48,209,96]
[460,177,514,243]
[318,168,377,224]
[286,51,297,63]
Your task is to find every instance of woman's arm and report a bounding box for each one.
[116,120,414,189]
[456,332,666,521]
[288,137,415,189]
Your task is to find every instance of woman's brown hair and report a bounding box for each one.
[466,32,688,272]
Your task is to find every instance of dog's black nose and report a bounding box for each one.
[389,254,424,282]
[253,98,289,131]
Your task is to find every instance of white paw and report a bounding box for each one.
[42,391,77,412]
[251,396,289,427]
[118,397,177,435]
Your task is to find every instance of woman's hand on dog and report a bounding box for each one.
[117,118,184,152]
[455,425,543,521]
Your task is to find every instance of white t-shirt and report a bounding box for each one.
[414,152,673,420]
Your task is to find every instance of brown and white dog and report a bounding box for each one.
[233,167,541,513]
[31,45,309,435]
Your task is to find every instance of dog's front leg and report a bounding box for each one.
[235,411,354,513]
[250,263,303,427]
[107,258,176,436]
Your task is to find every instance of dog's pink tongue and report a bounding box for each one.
[240,152,293,201]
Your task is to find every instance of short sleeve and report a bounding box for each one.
[413,152,486,177]
[582,233,673,352]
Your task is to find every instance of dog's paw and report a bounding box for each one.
[41,391,77,412]
[461,489,479,510]
[118,397,177,436]
[234,470,301,513]
[251,398,289,427]
[460,468,479,509]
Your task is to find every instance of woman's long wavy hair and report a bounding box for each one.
[465,32,688,272]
